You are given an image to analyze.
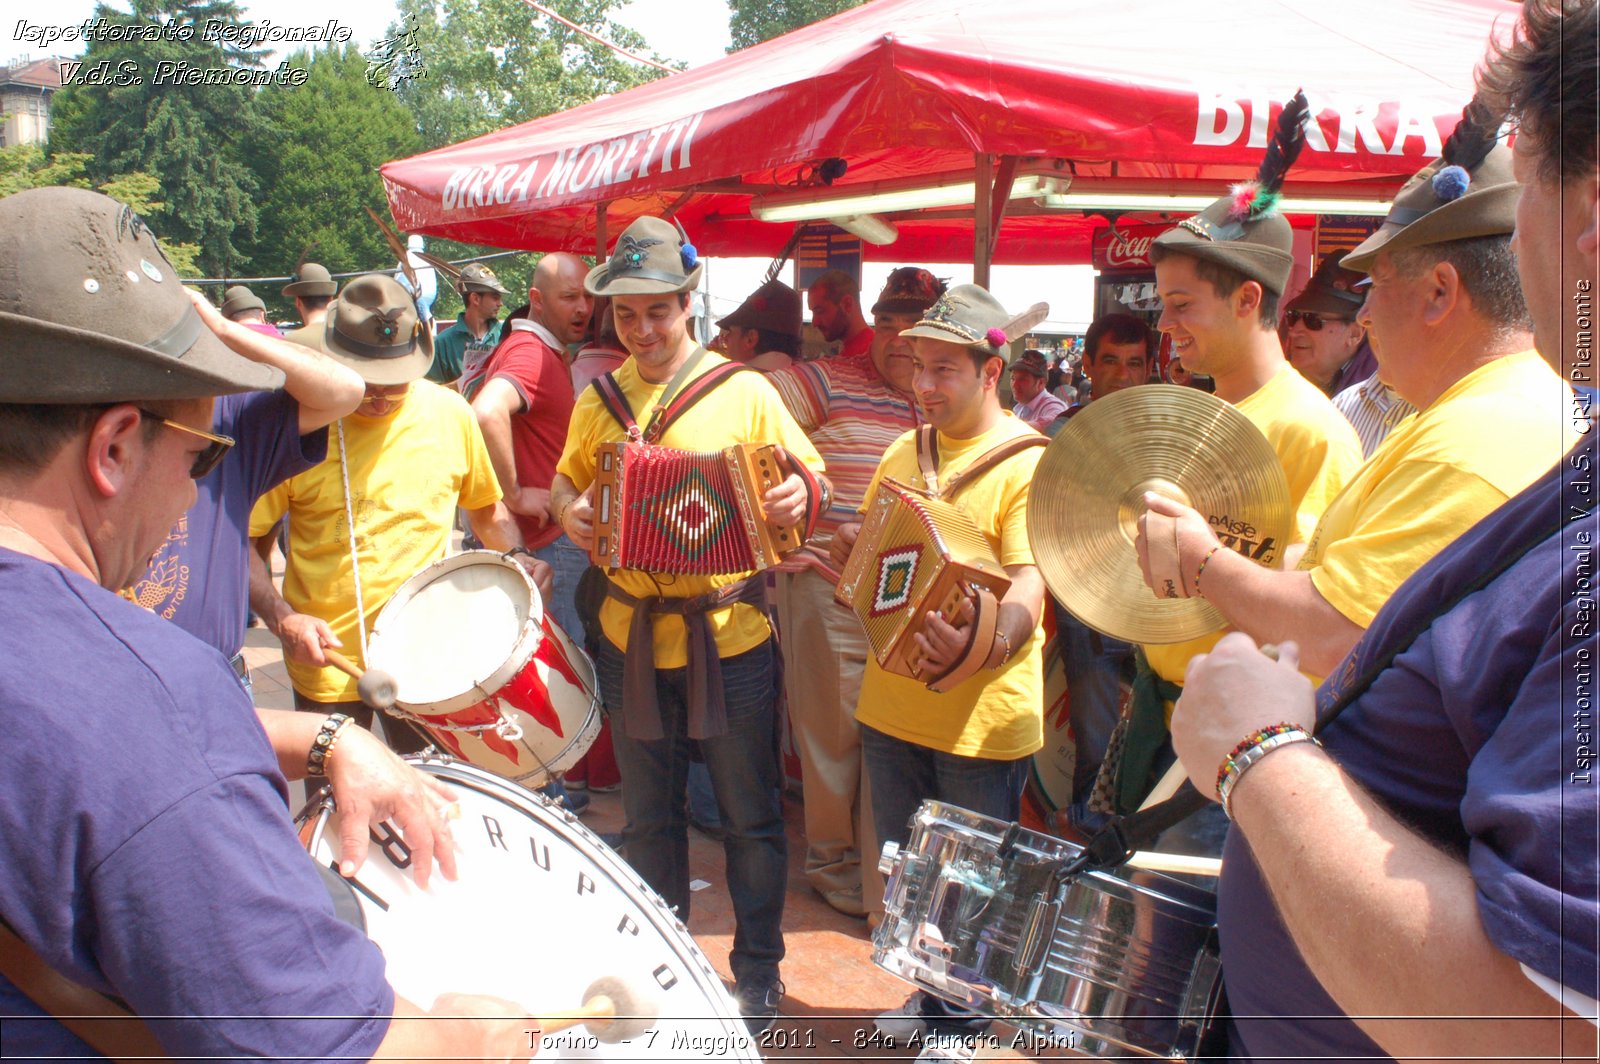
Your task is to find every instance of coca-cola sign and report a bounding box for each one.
[1093,221,1179,271]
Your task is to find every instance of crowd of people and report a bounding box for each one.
[0,1,1593,1060]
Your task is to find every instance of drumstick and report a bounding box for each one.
[1136,642,1287,812]
[1126,851,1223,877]
[537,976,657,1044]
[321,648,399,711]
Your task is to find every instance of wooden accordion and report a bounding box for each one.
[835,479,1010,691]
[591,441,802,574]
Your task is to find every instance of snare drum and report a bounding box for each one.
[298,759,761,1060]
[875,801,1223,1061]
[366,551,601,788]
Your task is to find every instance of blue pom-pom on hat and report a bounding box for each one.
[680,242,698,270]
[1432,165,1471,202]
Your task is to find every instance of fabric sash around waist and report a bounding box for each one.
[604,575,767,741]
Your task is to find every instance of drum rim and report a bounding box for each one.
[298,756,759,1056]
[369,550,547,712]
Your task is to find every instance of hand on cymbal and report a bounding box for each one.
[1172,634,1315,800]
[1136,492,1220,599]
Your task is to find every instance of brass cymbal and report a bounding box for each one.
[1028,384,1291,644]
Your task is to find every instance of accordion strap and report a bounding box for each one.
[924,584,1002,693]
[591,347,748,443]
[916,426,1047,501]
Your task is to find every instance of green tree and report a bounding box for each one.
[49,0,269,277]
[0,144,201,274]
[240,46,424,316]
[727,0,865,50]
[389,0,675,150]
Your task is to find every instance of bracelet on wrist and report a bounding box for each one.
[306,713,354,778]
[1215,722,1320,819]
[1193,545,1223,597]
[994,628,1014,668]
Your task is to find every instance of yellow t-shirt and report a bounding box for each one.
[1303,350,1571,628]
[1145,366,1363,686]
[555,352,824,668]
[854,417,1047,760]
[249,381,502,702]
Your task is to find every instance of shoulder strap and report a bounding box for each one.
[916,426,940,493]
[646,360,749,443]
[591,371,638,435]
[0,921,170,1063]
[939,435,1048,500]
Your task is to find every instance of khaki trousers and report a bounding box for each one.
[774,567,882,919]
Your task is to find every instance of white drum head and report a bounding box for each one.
[370,551,544,708]
[300,760,760,1060]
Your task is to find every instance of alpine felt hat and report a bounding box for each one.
[457,261,510,296]
[1341,109,1516,274]
[282,262,338,298]
[311,273,434,386]
[871,266,947,316]
[716,280,801,337]
[900,284,1048,364]
[1152,92,1312,296]
[0,187,282,402]
[1285,256,1367,317]
[220,284,267,320]
[585,216,704,297]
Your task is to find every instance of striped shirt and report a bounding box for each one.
[767,358,918,582]
[1333,374,1417,459]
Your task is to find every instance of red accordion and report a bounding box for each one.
[591,441,802,574]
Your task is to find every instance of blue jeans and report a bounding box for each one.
[1055,600,1135,828]
[862,725,1027,1027]
[861,725,1029,851]
[596,638,786,984]
[533,535,588,640]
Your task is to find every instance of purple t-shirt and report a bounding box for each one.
[1219,438,1600,1059]
[0,551,393,1058]
[127,390,325,658]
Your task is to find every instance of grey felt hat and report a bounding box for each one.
[1342,103,1516,274]
[310,273,434,386]
[585,216,704,296]
[1152,91,1311,296]
[457,261,510,296]
[220,284,266,319]
[900,284,1049,364]
[0,187,282,402]
[282,262,338,298]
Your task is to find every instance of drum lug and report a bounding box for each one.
[1013,890,1062,978]
[878,840,901,877]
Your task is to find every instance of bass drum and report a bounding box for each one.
[298,758,760,1061]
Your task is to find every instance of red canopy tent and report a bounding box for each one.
[380,0,1517,267]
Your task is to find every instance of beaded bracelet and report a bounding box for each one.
[1215,723,1320,819]
[306,712,354,778]
[994,628,1014,668]
[1192,545,1223,597]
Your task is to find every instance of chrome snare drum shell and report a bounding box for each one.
[873,800,1223,1061]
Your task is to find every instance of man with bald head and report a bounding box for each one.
[472,251,594,637]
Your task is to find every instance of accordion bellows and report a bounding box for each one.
[837,479,1010,685]
[591,441,802,574]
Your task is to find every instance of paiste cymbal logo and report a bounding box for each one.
[1208,511,1277,563]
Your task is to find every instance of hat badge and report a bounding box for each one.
[617,234,661,270]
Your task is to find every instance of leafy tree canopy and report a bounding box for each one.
[727,0,865,50]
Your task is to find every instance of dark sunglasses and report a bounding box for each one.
[1284,310,1352,332]
[137,409,235,479]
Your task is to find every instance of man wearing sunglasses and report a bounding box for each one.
[1140,103,1573,686]
[1282,257,1373,396]
[0,187,537,1059]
